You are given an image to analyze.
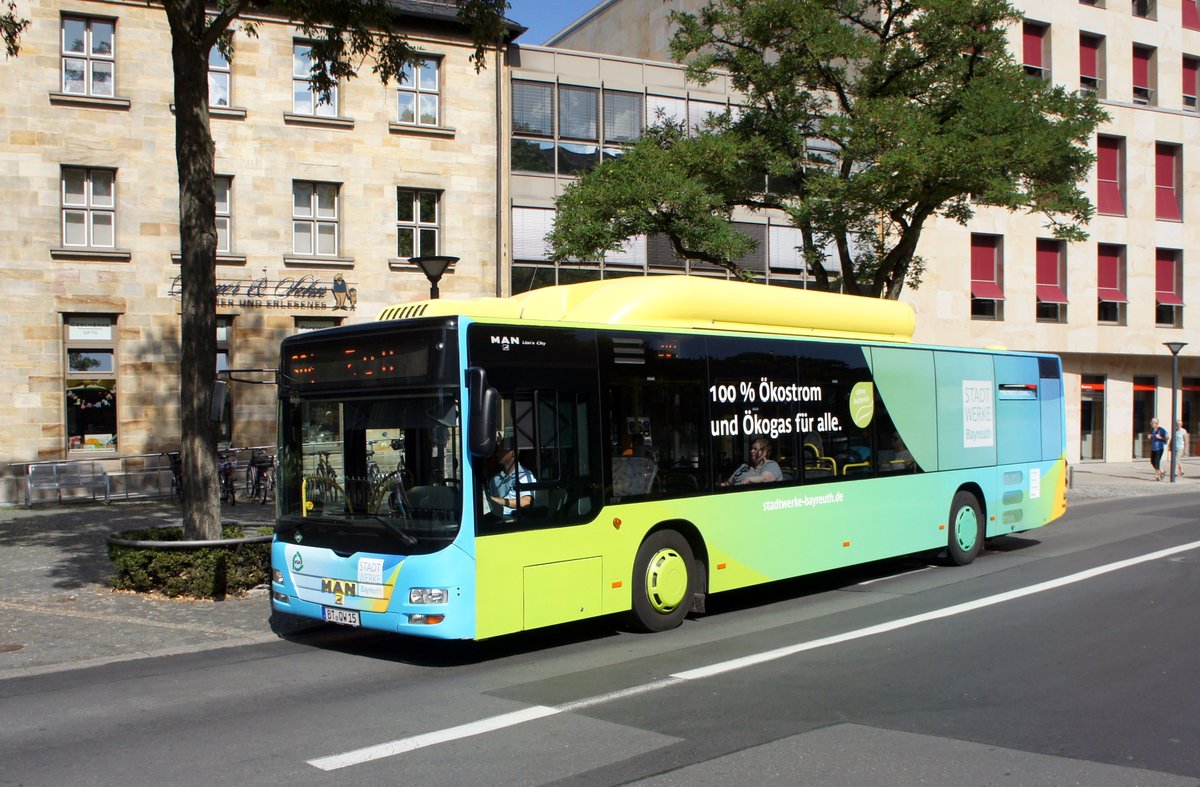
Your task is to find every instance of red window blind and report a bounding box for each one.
[1133,47,1152,90]
[1080,35,1100,79]
[1156,144,1181,221]
[1185,57,1199,102]
[1097,137,1124,215]
[1036,240,1068,303]
[1186,0,1200,31]
[1023,23,1044,68]
[970,235,1004,299]
[1156,249,1183,305]
[1097,244,1127,303]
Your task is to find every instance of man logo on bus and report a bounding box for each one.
[491,335,521,350]
[322,578,357,605]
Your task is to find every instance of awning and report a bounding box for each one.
[1097,287,1128,303]
[971,280,1005,300]
[1156,290,1185,306]
[1036,284,1069,304]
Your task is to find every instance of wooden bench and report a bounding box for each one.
[25,462,111,507]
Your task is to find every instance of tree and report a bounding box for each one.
[7,0,509,539]
[549,0,1107,299]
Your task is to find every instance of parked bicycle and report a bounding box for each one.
[168,452,183,502]
[249,450,275,505]
[218,451,237,506]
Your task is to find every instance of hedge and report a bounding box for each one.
[108,525,272,599]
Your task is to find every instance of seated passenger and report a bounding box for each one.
[722,437,782,486]
[487,439,536,516]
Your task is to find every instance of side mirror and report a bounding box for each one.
[210,380,229,422]
[466,367,500,457]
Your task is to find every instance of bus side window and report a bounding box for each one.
[484,387,600,529]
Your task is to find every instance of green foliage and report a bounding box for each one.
[108,525,271,598]
[549,121,761,275]
[551,0,1106,298]
[1,0,29,57]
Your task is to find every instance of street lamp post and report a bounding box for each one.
[410,255,458,300]
[1164,341,1187,483]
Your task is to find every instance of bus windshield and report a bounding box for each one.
[276,390,463,555]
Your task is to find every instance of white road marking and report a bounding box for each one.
[854,565,936,586]
[308,539,1200,771]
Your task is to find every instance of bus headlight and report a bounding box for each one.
[409,588,449,605]
[273,569,284,584]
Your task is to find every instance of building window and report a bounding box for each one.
[396,188,439,258]
[512,81,648,177]
[209,45,231,108]
[1023,21,1049,80]
[512,207,554,261]
[1155,248,1183,327]
[215,176,232,253]
[1185,0,1200,31]
[293,43,337,117]
[647,94,688,127]
[1097,244,1127,324]
[292,181,339,256]
[970,234,1004,320]
[65,315,117,452]
[511,80,555,174]
[1096,135,1124,216]
[1156,143,1181,221]
[61,16,114,97]
[61,167,115,248]
[1184,56,1199,110]
[397,58,440,126]
[295,317,343,333]
[1133,0,1155,19]
[558,85,600,175]
[1133,45,1155,105]
[604,90,643,143]
[1035,239,1068,323]
[1080,34,1104,96]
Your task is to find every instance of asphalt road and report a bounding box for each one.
[2,491,1198,786]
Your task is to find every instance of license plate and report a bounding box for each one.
[322,607,361,627]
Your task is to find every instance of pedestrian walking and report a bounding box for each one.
[1171,419,1188,478]
[1149,418,1168,481]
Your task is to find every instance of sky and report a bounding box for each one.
[505,0,604,46]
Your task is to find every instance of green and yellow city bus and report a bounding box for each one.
[269,276,1067,638]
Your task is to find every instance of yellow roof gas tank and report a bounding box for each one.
[378,275,914,343]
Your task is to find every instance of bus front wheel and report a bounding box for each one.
[630,530,695,633]
[946,490,984,566]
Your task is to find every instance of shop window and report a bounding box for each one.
[65,315,118,452]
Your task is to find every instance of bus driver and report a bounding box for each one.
[488,439,536,516]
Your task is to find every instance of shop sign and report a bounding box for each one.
[168,274,357,311]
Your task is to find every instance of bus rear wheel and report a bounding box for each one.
[946,490,984,566]
[630,530,695,633]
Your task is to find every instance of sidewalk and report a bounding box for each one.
[0,461,1195,678]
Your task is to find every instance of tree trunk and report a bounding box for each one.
[168,2,221,540]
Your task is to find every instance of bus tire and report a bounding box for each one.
[946,490,984,566]
[630,530,695,633]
